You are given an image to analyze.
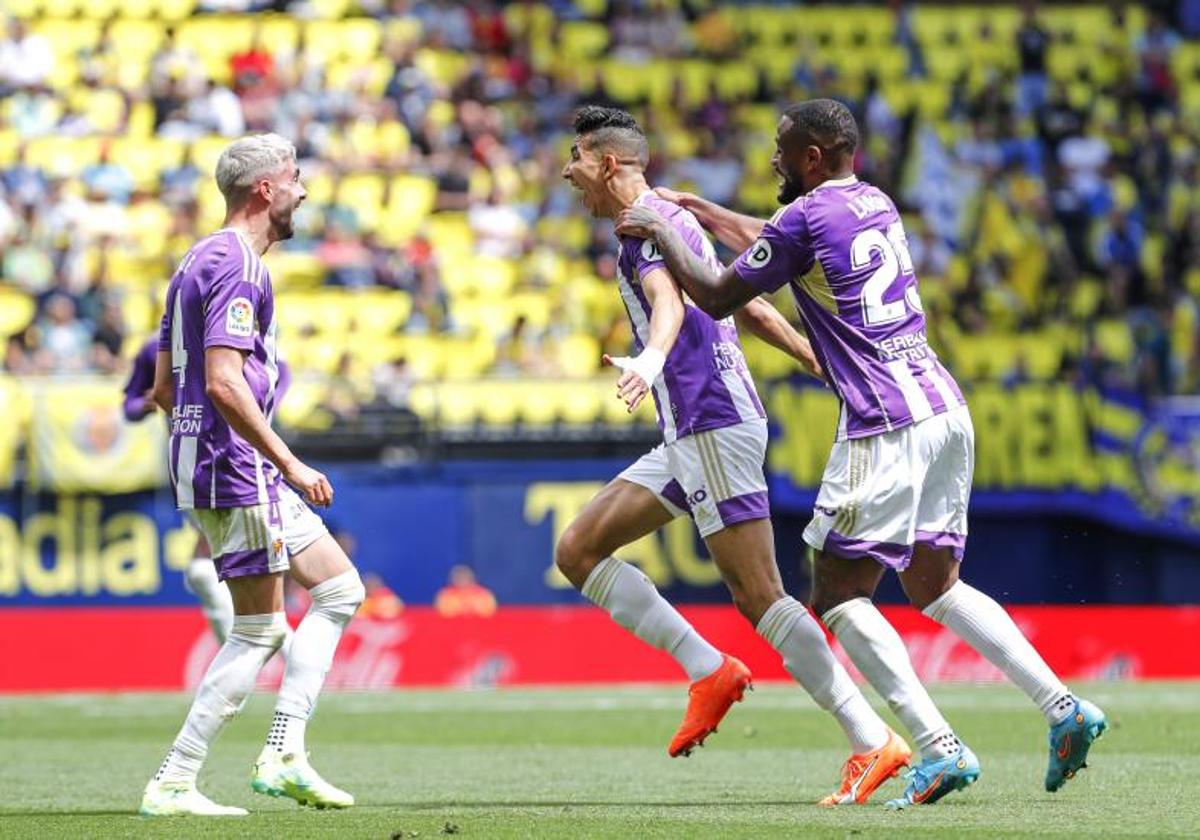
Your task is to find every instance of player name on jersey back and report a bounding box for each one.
[733,176,965,440]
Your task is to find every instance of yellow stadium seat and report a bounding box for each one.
[0,287,36,337]
[454,336,497,378]
[0,130,18,168]
[178,16,254,63]
[326,57,392,96]
[405,382,434,420]
[305,19,382,62]
[119,290,156,336]
[558,380,603,425]
[307,0,351,19]
[34,19,101,56]
[1094,319,1134,364]
[385,17,423,45]
[111,137,185,191]
[427,212,474,258]
[264,251,325,290]
[414,49,470,86]
[560,21,609,60]
[334,172,386,233]
[555,334,600,378]
[276,377,328,430]
[111,19,162,55]
[477,381,521,425]
[517,382,559,425]
[259,15,301,55]
[432,381,481,426]
[504,1,555,37]
[303,171,335,206]
[380,173,436,243]
[71,88,127,134]
[3,0,39,19]
[25,136,101,177]
[157,0,198,21]
[348,289,413,335]
[450,295,513,336]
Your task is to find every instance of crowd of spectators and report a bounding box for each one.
[1,1,1198,404]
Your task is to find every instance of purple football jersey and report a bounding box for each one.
[733,176,964,440]
[617,192,764,444]
[157,228,283,509]
[122,337,158,422]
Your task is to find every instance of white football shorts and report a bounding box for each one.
[619,418,770,539]
[803,405,974,570]
[189,483,328,581]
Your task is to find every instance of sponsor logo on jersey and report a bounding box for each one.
[641,239,661,262]
[226,297,254,337]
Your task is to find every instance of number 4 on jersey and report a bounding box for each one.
[852,222,924,326]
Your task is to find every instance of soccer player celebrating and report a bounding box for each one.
[617,99,1106,807]
[140,134,363,816]
[561,106,912,805]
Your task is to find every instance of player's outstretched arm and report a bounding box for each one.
[616,206,759,320]
[653,187,766,252]
[603,266,684,412]
[204,346,333,507]
[734,298,824,381]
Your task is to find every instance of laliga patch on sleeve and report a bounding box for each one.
[225,297,255,337]
[745,239,773,268]
[641,239,662,262]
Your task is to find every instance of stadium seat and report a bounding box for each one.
[25,136,100,177]
[0,287,36,338]
[110,137,186,192]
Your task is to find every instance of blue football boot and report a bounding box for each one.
[1045,698,1107,792]
[885,742,981,809]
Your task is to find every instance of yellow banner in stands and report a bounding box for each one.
[28,379,167,494]
[0,376,29,490]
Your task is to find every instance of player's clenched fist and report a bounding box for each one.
[282,459,333,507]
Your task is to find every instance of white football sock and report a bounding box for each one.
[822,597,955,760]
[273,570,365,747]
[582,557,723,681]
[757,596,890,754]
[923,581,1073,725]
[266,710,307,757]
[184,557,234,643]
[155,612,289,784]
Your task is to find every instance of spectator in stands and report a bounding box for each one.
[1135,12,1180,114]
[1015,3,1050,116]
[434,565,497,618]
[82,143,134,205]
[469,186,528,258]
[0,19,54,92]
[360,572,405,620]
[36,293,90,374]
[90,299,126,375]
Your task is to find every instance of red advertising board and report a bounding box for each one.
[1,605,1197,692]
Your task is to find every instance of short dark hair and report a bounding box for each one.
[572,105,649,169]
[782,99,859,162]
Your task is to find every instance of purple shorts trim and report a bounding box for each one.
[822,530,914,571]
[914,530,967,561]
[716,491,770,527]
[214,547,275,581]
[659,479,690,514]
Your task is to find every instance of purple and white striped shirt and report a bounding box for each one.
[157,228,282,509]
[617,192,765,444]
[734,176,965,441]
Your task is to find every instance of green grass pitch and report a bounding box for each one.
[1,682,1197,838]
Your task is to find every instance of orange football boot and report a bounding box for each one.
[668,655,752,757]
[818,728,912,806]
